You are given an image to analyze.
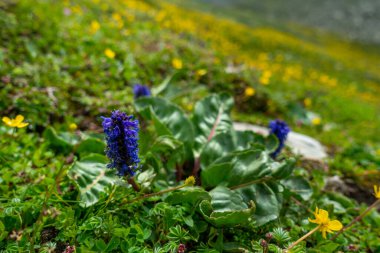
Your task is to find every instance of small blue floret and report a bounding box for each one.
[133,84,151,99]
[269,119,290,158]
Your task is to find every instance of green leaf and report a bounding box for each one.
[43,127,78,154]
[315,241,340,253]
[236,182,283,226]
[202,149,295,188]
[199,186,255,227]
[282,176,313,201]
[150,135,184,154]
[68,154,116,207]
[135,97,194,144]
[165,187,211,206]
[76,138,106,157]
[192,93,234,154]
[200,130,265,168]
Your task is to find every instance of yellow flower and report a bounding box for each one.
[259,70,272,85]
[112,13,122,21]
[90,21,100,34]
[184,176,195,186]
[196,69,207,77]
[244,87,255,97]
[308,207,342,239]
[172,58,183,69]
[104,48,115,59]
[69,123,78,131]
[311,117,321,125]
[304,98,312,107]
[374,185,380,199]
[2,115,29,128]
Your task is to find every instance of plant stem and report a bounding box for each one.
[127,177,140,192]
[230,177,273,190]
[330,198,380,240]
[123,184,187,204]
[286,225,321,252]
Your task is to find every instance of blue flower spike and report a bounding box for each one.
[133,84,151,99]
[268,119,290,158]
[101,110,140,177]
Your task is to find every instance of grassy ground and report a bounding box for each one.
[1,0,380,252]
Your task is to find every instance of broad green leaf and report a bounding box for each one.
[68,154,116,207]
[76,137,106,157]
[199,186,255,227]
[43,127,78,154]
[236,182,283,226]
[165,187,211,206]
[282,176,313,201]
[150,135,183,154]
[200,130,264,168]
[192,93,233,154]
[202,149,295,188]
[135,97,194,144]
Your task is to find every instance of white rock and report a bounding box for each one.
[233,122,328,160]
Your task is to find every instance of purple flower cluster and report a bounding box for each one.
[269,119,290,158]
[133,84,151,99]
[102,111,140,176]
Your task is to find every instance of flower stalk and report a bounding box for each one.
[330,198,380,240]
[286,225,321,251]
[123,176,195,204]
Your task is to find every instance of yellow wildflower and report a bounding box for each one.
[104,48,115,59]
[304,98,312,107]
[90,21,100,34]
[308,207,342,239]
[69,123,78,131]
[196,69,207,77]
[244,87,255,97]
[172,58,183,69]
[374,185,380,199]
[112,13,122,21]
[312,117,321,125]
[184,176,195,186]
[259,70,271,85]
[2,115,29,128]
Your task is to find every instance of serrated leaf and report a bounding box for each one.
[68,154,116,207]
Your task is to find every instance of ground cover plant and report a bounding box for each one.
[1,0,380,252]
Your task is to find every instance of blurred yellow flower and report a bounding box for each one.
[69,123,78,131]
[104,48,115,59]
[112,13,122,21]
[90,21,100,34]
[244,87,255,97]
[259,70,271,85]
[312,117,321,125]
[2,115,29,128]
[308,207,342,239]
[304,98,312,107]
[374,185,380,199]
[172,58,183,69]
[196,69,207,77]
[184,176,195,186]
